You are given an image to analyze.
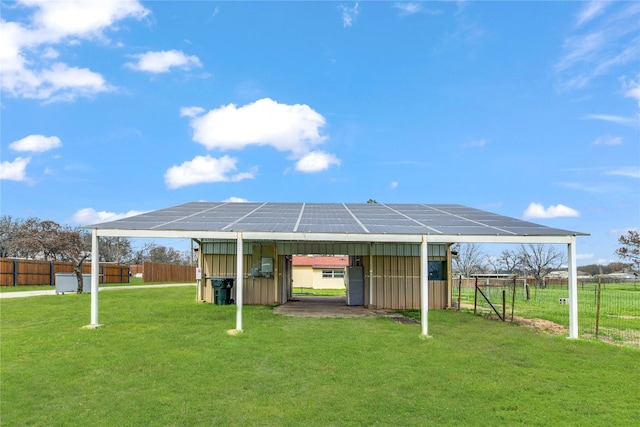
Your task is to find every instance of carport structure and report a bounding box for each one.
[87,202,588,337]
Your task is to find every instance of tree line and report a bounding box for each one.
[0,216,193,292]
[453,231,639,286]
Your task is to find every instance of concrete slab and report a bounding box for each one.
[273,295,376,318]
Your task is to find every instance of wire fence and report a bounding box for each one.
[452,277,640,348]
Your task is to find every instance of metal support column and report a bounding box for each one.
[568,237,579,339]
[420,236,430,336]
[369,243,373,306]
[89,228,102,328]
[235,232,244,332]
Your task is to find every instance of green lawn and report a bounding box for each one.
[293,287,346,296]
[0,284,55,292]
[0,277,182,292]
[1,287,639,426]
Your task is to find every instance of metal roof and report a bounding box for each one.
[89,202,587,244]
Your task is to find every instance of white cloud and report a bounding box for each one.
[463,139,486,148]
[164,155,254,189]
[390,181,399,190]
[555,3,639,90]
[224,197,249,203]
[295,151,341,173]
[622,74,640,106]
[523,202,580,219]
[575,1,609,28]
[186,98,327,153]
[183,98,340,173]
[41,47,59,59]
[592,135,622,146]
[0,0,149,101]
[125,50,202,73]
[10,134,61,152]
[340,2,360,27]
[180,106,205,118]
[584,114,637,127]
[606,166,640,179]
[71,207,146,225]
[394,2,422,15]
[0,157,31,181]
[576,253,595,261]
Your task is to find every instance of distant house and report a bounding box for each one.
[292,255,349,290]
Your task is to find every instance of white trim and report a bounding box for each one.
[93,228,578,245]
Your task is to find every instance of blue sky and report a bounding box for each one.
[1,0,638,265]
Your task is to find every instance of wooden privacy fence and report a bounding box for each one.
[0,258,129,286]
[142,261,195,283]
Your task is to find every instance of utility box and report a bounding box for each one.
[55,273,93,294]
[212,278,234,305]
[261,257,273,274]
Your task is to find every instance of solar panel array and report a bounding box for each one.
[91,202,586,237]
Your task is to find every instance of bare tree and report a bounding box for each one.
[0,216,21,258]
[498,249,523,275]
[518,244,566,287]
[98,236,132,263]
[57,227,92,293]
[147,244,189,264]
[616,230,640,270]
[452,243,487,277]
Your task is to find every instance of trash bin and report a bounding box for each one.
[212,278,234,305]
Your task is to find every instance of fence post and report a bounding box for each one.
[13,259,17,287]
[511,276,516,322]
[595,278,602,338]
[457,275,461,311]
[473,277,478,314]
[502,289,506,322]
[50,261,55,286]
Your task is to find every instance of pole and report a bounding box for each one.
[235,232,244,332]
[567,238,579,339]
[420,236,429,336]
[457,275,461,311]
[502,289,506,322]
[595,278,602,337]
[90,229,100,326]
[511,276,516,322]
[473,277,478,314]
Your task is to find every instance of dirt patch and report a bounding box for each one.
[510,316,568,335]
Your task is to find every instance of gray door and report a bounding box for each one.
[347,266,364,306]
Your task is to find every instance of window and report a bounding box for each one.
[322,269,345,278]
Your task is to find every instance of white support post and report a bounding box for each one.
[88,228,102,328]
[235,232,244,332]
[369,243,373,307]
[420,236,430,337]
[567,237,579,339]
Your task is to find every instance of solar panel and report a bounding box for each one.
[89,202,587,237]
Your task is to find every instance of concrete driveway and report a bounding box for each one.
[273,295,376,318]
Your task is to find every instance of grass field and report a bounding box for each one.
[1,286,639,426]
[293,287,346,296]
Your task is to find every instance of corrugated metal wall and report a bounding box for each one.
[367,255,448,310]
[200,241,451,309]
[201,253,282,305]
